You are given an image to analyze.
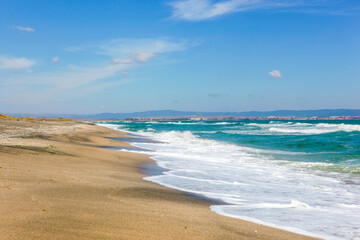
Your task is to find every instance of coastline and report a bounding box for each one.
[0,120,318,239]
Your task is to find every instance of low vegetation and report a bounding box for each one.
[0,114,71,122]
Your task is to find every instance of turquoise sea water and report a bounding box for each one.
[98,120,360,239]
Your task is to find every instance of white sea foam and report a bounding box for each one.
[99,123,360,240]
[214,122,235,125]
[210,206,333,240]
[145,121,201,125]
[243,122,360,135]
[97,123,123,131]
[143,121,236,126]
[246,200,311,209]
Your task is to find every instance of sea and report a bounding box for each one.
[97,120,360,240]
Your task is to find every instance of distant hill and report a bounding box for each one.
[10,109,360,120]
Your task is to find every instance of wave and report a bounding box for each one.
[98,122,360,240]
[144,121,201,125]
[102,120,360,136]
[245,200,311,209]
[213,122,235,125]
[165,173,250,186]
[242,122,360,135]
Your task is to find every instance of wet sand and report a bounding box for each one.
[0,119,319,239]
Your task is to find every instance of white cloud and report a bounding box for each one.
[112,51,156,65]
[168,0,351,21]
[0,57,35,70]
[65,46,84,52]
[0,63,130,106]
[111,58,131,64]
[59,38,190,89]
[169,0,291,21]
[72,38,195,67]
[269,70,282,78]
[0,37,193,105]
[37,64,126,90]
[99,38,191,59]
[16,26,35,32]
[69,38,192,66]
[118,72,129,76]
[52,57,60,63]
[131,51,156,63]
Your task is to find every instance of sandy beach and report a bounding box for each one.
[0,119,318,239]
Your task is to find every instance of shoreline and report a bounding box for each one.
[105,127,327,240]
[140,161,229,206]
[0,119,318,239]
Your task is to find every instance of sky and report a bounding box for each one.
[0,0,359,114]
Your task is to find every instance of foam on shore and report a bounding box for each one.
[98,121,360,240]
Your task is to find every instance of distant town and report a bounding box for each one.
[124,116,360,121]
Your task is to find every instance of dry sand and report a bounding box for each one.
[0,119,319,239]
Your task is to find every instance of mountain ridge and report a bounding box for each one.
[9,109,360,120]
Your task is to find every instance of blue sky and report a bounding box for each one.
[0,0,359,114]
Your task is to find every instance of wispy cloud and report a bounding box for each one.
[52,57,60,63]
[168,0,357,21]
[118,71,129,76]
[0,64,132,106]
[269,69,282,78]
[16,26,35,32]
[98,38,192,59]
[0,57,35,70]
[169,0,293,21]
[0,38,193,105]
[111,52,156,65]
[65,46,84,52]
[69,38,194,64]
